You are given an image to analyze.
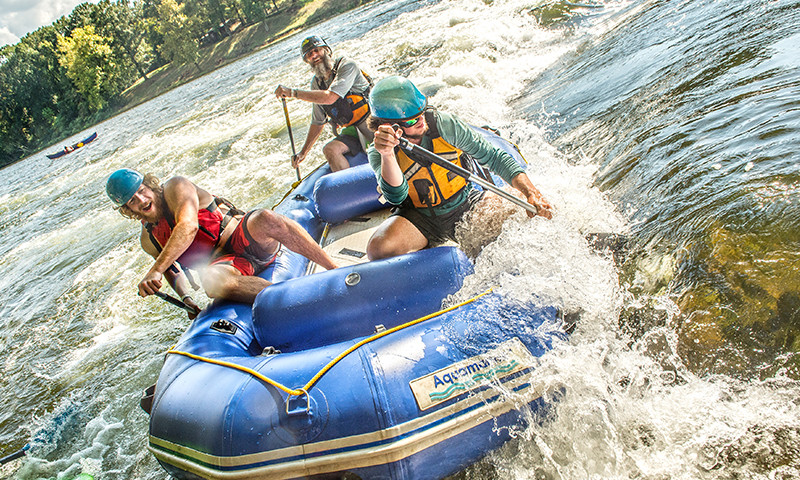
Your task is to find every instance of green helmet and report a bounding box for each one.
[368,76,427,121]
[106,168,143,207]
[301,35,329,58]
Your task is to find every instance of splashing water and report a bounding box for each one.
[2,0,800,478]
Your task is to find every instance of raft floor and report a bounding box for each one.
[309,208,392,274]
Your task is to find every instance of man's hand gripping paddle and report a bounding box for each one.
[393,127,539,216]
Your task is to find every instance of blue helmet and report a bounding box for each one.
[106,168,143,207]
[368,76,427,121]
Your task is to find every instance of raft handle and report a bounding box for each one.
[261,346,282,356]
[210,319,238,335]
[140,384,156,415]
[286,388,311,416]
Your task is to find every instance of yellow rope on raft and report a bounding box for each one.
[166,349,301,395]
[270,162,322,209]
[166,287,494,398]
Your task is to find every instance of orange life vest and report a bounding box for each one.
[320,57,373,127]
[395,110,470,208]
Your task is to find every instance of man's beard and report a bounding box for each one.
[138,191,167,223]
[403,127,428,143]
[312,53,335,81]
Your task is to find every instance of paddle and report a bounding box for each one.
[0,444,29,465]
[281,98,302,183]
[154,291,200,315]
[394,130,632,262]
[1,401,81,466]
[395,132,539,216]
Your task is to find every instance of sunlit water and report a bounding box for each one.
[1,0,799,478]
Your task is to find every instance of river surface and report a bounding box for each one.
[1,0,799,478]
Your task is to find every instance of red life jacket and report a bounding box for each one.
[144,197,242,269]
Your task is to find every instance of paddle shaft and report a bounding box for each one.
[396,137,539,215]
[154,291,199,314]
[281,98,302,182]
[0,444,28,465]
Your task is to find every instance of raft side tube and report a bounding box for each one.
[314,162,384,225]
[252,246,474,353]
[149,344,386,464]
[150,294,564,479]
[172,303,262,357]
[261,164,329,284]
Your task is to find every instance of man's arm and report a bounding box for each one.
[439,113,554,218]
[369,125,409,205]
[275,85,340,105]
[140,229,200,317]
[295,89,339,105]
[138,177,200,297]
[439,113,523,183]
[275,58,362,105]
[511,173,554,219]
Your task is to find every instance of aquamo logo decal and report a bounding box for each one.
[409,338,535,411]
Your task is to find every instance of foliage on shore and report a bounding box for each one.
[0,0,369,168]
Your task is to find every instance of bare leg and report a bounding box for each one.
[246,209,337,270]
[202,264,271,304]
[366,216,429,260]
[322,139,351,172]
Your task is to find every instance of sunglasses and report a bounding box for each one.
[303,46,326,60]
[398,116,423,128]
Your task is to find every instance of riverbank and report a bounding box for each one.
[4,0,370,167]
[119,0,370,117]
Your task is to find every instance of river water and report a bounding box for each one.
[1,0,799,478]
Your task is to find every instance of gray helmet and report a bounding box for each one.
[301,36,329,58]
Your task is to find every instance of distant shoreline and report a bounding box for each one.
[117,0,362,117]
[6,0,374,169]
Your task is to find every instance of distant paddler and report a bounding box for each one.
[274,35,374,172]
[365,76,554,261]
[105,168,338,311]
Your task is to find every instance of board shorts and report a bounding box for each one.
[391,188,485,247]
[210,211,279,276]
[333,125,363,154]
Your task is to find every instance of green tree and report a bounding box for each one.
[91,0,155,84]
[57,25,122,111]
[187,0,247,36]
[0,25,82,164]
[227,0,247,28]
[140,0,168,69]
[155,0,201,70]
[240,0,277,25]
[183,0,213,33]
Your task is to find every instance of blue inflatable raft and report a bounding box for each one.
[146,128,571,479]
